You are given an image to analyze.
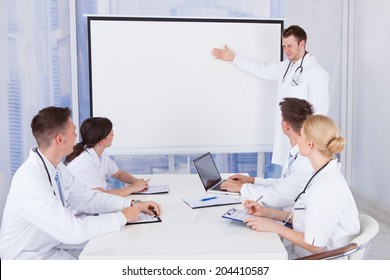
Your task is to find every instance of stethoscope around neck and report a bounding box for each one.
[35,148,56,196]
[293,159,331,203]
[282,51,308,84]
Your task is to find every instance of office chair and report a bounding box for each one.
[295,214,379,260]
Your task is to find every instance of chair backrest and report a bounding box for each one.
[348,213,379,260]
[295,243,358,260]
[0,172,10,227]
[295,213,379,260]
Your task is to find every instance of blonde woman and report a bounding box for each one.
[244,115,360,258]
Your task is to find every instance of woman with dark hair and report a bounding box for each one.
[65,117,148,197]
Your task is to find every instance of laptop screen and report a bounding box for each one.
[193,153,222,189]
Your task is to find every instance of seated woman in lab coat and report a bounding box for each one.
[243,115,360,259]
[65,117,148,197]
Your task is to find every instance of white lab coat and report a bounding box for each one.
[232,53,329,166]
[67,148,118,190]
[291,159,360,258]
[240,145,313,209]
[0,149,129,259]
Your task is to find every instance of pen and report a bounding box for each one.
[145,179,151,183]
[200,196,217,202]
[245,195,263,210]
[283,212,294,226]
[254,195,263,203]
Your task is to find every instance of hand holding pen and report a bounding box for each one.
[243,195,265,216]
[128,179,149,193]
[245,195,263,210]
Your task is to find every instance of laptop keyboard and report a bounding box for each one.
[212,181,223,191]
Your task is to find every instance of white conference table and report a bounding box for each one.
[79,174,288,260]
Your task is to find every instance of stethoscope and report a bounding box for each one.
[282,51,308,84]
[35,148,56,197]
[294,159,331,203]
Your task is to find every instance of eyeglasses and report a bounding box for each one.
[282,51,307,86]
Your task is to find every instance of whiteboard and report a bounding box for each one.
[88,17,282,155]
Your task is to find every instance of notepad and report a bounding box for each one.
[133,185,169,194]
[126,212,161,225]
[222,208,255,222]
[182,195,240,209]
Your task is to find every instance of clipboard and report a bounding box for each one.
[182,195,240,209]
[126,212,161,225]
[132,185,169,195]
[222,208,254,222]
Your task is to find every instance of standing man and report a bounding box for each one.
[0,107,161,259]
[221,98,314,210]
[212,25,329,168]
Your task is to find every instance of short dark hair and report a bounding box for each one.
[31,106,71,148]
[282,25,307,44]
[279,98,314,134]
[64,117,112,164]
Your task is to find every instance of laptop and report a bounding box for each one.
[192,152,239,195]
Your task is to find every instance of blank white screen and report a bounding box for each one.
[89,17,282,154]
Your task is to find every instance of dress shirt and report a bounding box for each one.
[0,148,130,259]
[67,147,119,190]
[291,159,360,258]
[240,145,313,209]
[232,54,329,166]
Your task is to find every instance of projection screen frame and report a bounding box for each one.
[88,16,283,155]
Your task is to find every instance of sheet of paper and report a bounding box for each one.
[133,185,169,194]
[126,212,161,225]
[222,208,255,222]
[182,195,240,209]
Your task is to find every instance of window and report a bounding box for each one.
[1,0,287,183]
[0,0,71,182]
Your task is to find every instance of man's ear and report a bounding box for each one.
[54,133,63,145]
[299,40,306,49]
[282,120,290,131]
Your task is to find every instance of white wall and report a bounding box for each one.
[283,0,390,217]
[284,0,343,123]
[351,0,390,212]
